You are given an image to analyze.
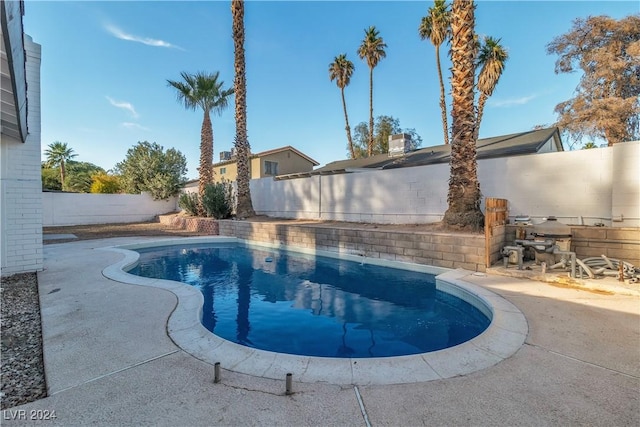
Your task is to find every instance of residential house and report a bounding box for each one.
[1,0,43,276]
[280,127,563,179]
[184,145,319,191]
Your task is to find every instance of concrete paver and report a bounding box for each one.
[4,237,639,426]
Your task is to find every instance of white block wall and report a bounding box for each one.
[1,36,43,276]
[42,192,178,226]
[250,142,640,227]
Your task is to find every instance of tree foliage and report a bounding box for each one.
[352,116,423,158]
[167,71,233,199]
[64,161,105,193]
[358,26,387,156]
[44,141,77,190]
[90,173,121,194]
[41,164,62,191]
[329,54,356,158]
[114,141,187,200]
[419,0,451,145]
[547,14,640,145]
[42,160,105,193]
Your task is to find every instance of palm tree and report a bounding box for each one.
[357,26,387,156]
[167,71,234,204]
[232,0,255,218]
[329,54,356,159]
[419,0,451,145]
[44,141,77,190]
[476,36,508,140]
[442,0,484,231]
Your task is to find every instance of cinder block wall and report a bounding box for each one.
[505,225,640,266]
[42,192,178,226]
[0,36,43,276]
[487,224,507,267]
[219,220,487,272]
[248,142,640,228]
[571,227,640,266]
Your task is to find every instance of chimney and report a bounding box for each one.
[388,133,412,157]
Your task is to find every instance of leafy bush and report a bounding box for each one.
[115,141,187,200]
[201,182,234,219]
[90,173,121,194]
[178,192,200,216]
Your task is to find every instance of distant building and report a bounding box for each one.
[1,1,43,275]
[278,127,564,179]
[184,145,319,190]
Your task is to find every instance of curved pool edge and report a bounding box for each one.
[100,236,528,385]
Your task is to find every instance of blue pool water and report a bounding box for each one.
[129,243,490,358]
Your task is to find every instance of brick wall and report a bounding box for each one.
[219,220,487,272]
[0,36,43,276]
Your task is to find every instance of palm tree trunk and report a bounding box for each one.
[232,0,255,218]
[199,110,214,201]
[475,93,487,141]
[341,88,355,159]
[442,0,484,231]
[435,45,450,145]
[60,161,66,191]
[368,66,374,157]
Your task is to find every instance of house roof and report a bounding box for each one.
[311,127,563,175]
[213,145,319,167]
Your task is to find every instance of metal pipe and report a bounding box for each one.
[214,362,221,383]
[286,373,293,395]
[553,248,577,278]
[502,246,524,270]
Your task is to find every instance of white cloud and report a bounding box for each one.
[121,122,150,131]
[105,24,183,50]
[489,94,537,108]
[106,96,139,119]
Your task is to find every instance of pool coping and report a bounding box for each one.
[101,236,528,385]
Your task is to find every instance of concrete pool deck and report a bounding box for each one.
[5,237,639,426]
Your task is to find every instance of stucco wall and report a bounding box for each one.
[1,36,43,276]
[43,193,178,226]
[250,142,640,228]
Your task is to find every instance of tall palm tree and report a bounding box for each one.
[329,54,356,159]
[442,0,484,231]
[357,26,387,157]
[419,0,451,145]
[44,141,77,190]
[232,0,255,218]
[167,71,234,203]
[476,36,508,140]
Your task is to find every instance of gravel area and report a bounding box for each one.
[1,272,47,410]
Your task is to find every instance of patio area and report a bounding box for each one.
[4,236,639,426]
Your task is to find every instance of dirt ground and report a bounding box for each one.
[43,216,470,244]
[42,221,208,243]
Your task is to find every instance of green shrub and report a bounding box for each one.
[178,192,200,216]
[201,182,234,219]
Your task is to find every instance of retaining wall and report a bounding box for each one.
[219,220,487,272]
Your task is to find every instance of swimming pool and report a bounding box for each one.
[128,243,490,358]
[102,236,527,385]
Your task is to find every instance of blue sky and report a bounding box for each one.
[25,1,638,179]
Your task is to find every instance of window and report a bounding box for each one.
[220,167,226,175]
[264,161,278,176]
